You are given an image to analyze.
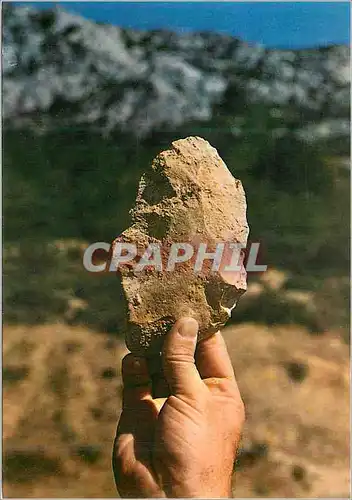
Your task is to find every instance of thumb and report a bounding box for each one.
[162,317,203,401]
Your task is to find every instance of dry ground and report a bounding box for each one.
[2,322,350,498]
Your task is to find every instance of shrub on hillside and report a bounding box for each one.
[250,135,333,196]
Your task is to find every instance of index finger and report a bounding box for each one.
[195,331,235,380]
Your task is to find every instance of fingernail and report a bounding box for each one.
[178,318,198,338]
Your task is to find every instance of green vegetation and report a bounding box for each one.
[3,107,350,335]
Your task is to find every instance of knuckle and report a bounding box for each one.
[218,377,233,393]
[121,353,135,373]
[214,378,245,417]
[211,377,238,397]
[122,352,134,365]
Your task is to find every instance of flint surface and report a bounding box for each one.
[113,136,249,356]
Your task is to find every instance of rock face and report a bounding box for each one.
[4,5,350,141]
[113,136,249,356]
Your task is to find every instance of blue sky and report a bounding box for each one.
[15,2,350,49]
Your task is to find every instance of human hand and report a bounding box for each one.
[113,317,245,498]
